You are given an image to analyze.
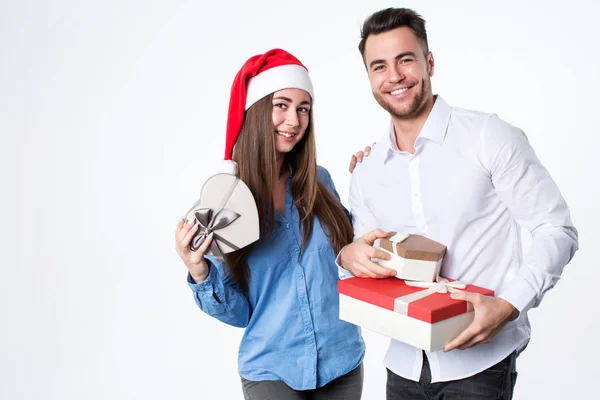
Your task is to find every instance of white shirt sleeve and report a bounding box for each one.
[335,166,382,279]
[481,115,579,312]
[349,166,379,240]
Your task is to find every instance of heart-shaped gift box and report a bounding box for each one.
[184,174,259,259]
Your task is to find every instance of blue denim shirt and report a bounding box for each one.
[187,166,365,390]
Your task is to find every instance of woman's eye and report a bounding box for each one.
[298,107,310,113]
[274,103,287,110]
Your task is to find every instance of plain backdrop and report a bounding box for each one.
[1,0,598,399]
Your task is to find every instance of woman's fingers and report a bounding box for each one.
[178,221,199,251]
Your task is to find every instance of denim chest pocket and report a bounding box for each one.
[245,215,333,274]
[246,247,274,273]
[246,231,292,273]
[302,218,333,253]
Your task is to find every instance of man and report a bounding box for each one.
[339,8,578,399]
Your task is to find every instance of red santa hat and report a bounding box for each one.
[221,48,314,173]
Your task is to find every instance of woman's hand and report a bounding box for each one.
[175,219,214,283]
[348,144,374,173]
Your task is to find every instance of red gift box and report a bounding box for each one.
[338,276,494,351]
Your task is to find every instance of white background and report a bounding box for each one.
[1,0,598,399]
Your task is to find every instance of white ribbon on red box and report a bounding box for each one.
[393,276,470,315]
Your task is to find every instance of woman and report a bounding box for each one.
[175,49,365,399]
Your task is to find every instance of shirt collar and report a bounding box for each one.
[381,95,451,164]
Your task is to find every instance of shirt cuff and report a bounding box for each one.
[335,249,354,280]
[187,260,217,292]
[496,269,538,313]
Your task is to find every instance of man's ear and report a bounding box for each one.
[427,52,435,77]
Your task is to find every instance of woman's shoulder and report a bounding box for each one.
[316,165,333,186]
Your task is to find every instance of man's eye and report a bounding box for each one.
[373,65,384,71]
[400,58,414,64]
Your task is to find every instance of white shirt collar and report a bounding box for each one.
[379,95,452,164]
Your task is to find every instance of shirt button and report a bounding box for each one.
[300,299,307,305]
[297,274,304,279]
[305,326,313,332]
[285,223,290,228]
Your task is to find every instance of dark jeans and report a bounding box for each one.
[387,351,518,400]
[241,363,363,400]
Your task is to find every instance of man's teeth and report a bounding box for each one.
[277,131,295,138]
[391,87,409,95]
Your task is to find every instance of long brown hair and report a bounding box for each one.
[223,93,353,292]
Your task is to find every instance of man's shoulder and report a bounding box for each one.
[449,104,522,136]
[446,104,522,141]
[449,104,495,123]
[445,103,528,161]
[353,133,389,175]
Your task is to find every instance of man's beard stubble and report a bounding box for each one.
[374,77,431,120]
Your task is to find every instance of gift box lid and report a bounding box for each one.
[380,233,446,262]
[184,174,259,257]
[338,277,494,323]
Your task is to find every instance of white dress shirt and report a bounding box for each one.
[344,96,578,382]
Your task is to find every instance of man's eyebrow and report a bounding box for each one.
[395,51,418,60]
[368,59,386,69]
[368,51,418,69]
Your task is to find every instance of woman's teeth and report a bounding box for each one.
[277,131,295,138]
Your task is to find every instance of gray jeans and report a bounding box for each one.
[241,363,363,400]
[386,351,518,400]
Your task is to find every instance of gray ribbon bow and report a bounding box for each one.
[188,176,241,260]
[190,208,241,259]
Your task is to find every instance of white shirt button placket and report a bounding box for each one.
[409,156,427,232]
